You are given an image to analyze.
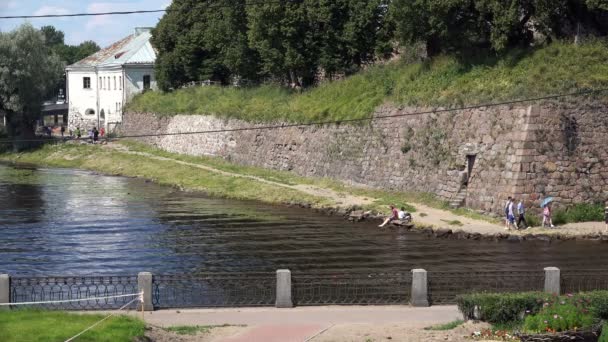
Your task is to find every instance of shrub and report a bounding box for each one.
[600,323,608,342]
[584,291,608,319]
[457,292,545,324]
[525,213,540,227]
[523,300,595,333]
[552,203,604,225]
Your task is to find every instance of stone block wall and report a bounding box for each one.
[121,99,608,215]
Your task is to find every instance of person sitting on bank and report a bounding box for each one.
[398,207,407,220]
[379,205,399,227]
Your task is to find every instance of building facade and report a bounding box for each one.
[65,28,157,132]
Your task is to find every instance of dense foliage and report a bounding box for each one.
[152,0,608,90]
[40,25,100,97]
[457,291,608,331]
[0,24,63,148]
[153,0,393,90]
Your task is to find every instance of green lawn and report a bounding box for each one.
[128,41,608,123]
[0,310,145,342]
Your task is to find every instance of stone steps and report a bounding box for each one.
[449,189,467,208]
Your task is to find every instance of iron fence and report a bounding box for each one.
[292,272,411,305]
[428,271,545,304]
[561,270,608,294]
[9,276,139,310]
[152,273,276,308]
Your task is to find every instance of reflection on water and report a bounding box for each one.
[0,164,607,276]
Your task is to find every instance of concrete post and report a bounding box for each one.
[275,269,293,308]
[544,267,560,295]
[411,269,429,307]
[138,272,153,311]
[0,274,9,310]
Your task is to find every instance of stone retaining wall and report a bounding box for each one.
[121,99,608,215]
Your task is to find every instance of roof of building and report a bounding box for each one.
[67,28,156,69]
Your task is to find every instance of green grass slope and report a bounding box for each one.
[128,41,608,123]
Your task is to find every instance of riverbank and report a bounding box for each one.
[1,141,605,240]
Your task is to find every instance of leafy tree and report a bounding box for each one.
[0,24,63,149]
[247,0,318,87]
[40,25,65,47]
[153,0,258,90]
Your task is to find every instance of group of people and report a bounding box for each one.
[504,197,554,230]
[72,126,105,143]
[378,205,410,227]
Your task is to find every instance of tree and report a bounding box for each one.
[40,25,65,47]
[0,24,63,149]
[153,0,258,90]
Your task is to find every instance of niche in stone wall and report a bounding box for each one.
[561,114,579,154]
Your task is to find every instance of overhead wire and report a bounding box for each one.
[0,88,606,144]
[0,0,292,19]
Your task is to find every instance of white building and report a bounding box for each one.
[65,27,157,132]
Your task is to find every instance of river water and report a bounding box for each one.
[0,164,606,276]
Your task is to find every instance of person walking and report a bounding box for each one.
[506,198,515,230]
[605,205,608,233]
[542,203,554,228]
[517,199,529,229]
[504,196,512,230]
[76,127,81,139]
[100,127,105,139]
[60,125,65,138]
[88,127,94,143]
[93,127,99,143]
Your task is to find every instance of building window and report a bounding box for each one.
[143,75,150,90]
[85,108,95,115]
[99,77,102,89]
[83,77,91,89]
[119,76,122,90]
[114,76,116,90]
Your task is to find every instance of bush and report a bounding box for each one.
[523,301,595,333]
[600,323,608,342]
[457,292,545,324]
[458,291,608,327]
[525,213,541,227]
[552,203,604,225]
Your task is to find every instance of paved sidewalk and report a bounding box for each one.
[118,305,462,341]
[134,305,461,327]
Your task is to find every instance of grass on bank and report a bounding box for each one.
[424,319,464,331]
[128,41,608,123]
[0,309,144,342]
[0,141,498,221]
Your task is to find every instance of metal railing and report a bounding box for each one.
[561,270,608,294]
[428,270,545,304]
[2,268,607,310]
[292,272,411,305]
[152,273,276,308]
[9,276,138,310]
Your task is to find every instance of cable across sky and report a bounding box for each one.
[0,0,291,19]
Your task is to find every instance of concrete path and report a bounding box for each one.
[135,305,461,327]
[118,305,462,341]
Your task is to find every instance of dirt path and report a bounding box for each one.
[105,143,373,208]
[104,142,604,236]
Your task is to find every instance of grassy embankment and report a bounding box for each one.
[0,141,493,220]
[0,310,144,342]
[128,41,608,122]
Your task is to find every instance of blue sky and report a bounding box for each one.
[0,0,170,47]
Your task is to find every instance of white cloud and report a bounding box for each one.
[0,0,18,10]
[33,5,71,16]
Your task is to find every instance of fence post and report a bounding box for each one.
[276,269,293,308]
[138,272,153,311]
[544,267,560,295]
[0,274,8,310]
[411,269,429,307]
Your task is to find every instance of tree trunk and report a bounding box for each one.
[6,111,37,152]
[425,36,441,57]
